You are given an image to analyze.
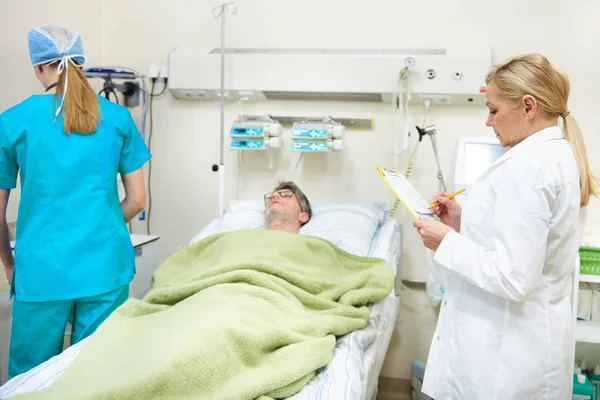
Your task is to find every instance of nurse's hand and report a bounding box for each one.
[430,192,462,232]
[413,218,453,251]
[3,264,13,285]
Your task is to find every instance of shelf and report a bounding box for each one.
[576,321,600,344]
[581,274,600,284]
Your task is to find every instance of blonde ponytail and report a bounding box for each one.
[562,114,597,206]
[56,62,100,134]
[486,54,597,207]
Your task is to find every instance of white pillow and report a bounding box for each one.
[299,203,388,256]
[192,201,390,256]
[188,206,262,244]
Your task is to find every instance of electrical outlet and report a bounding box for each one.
[452,70,464,81]
[148,65,168,79]
[419,94,452,105]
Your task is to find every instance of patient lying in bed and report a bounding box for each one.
[1,182,394,400]
[262,181,313,233]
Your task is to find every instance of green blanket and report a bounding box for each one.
[16,229,394,400]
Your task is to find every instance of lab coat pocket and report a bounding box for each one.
[454,308,490,385]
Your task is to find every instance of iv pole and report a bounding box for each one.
[212,1,237,217]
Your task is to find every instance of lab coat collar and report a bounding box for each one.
[477,126,564,182]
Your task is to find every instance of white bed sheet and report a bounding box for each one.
[365,220,401,399]
[288,219,401,400]
[0,220,400,400]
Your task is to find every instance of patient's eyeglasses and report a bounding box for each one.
[264,190,295,203]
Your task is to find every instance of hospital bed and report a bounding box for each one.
[0,201,401,400]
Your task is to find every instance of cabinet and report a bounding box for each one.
[575,273,600,344]
[572,258,600,396]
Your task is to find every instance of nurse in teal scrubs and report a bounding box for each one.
[0,25,151,379]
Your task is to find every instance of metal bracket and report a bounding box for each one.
[239,115,375,129]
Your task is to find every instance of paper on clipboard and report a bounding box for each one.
[376,166,435,220]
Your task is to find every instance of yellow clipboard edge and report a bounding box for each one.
[375,166,420,220]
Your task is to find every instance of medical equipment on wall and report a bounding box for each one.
[168,41,492,214]
[168,48,493,105]
[83,68,143,108]
[389,99,446,218]
[83,66,152,145]
[229,115,283,150]
[291,117,344,153]
[230,115,282,172]
[392,64,412,169]
[416,124,447,192]
[211,1,238,217]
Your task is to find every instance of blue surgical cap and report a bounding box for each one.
[28,26,87,118]
[28,26,86,67]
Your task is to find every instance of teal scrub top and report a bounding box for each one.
[0,95,152,302]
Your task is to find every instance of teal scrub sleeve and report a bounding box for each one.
[0,115,18,189]
[118,111,152,175]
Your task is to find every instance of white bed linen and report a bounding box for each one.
[364,221,402,399]
[0,220,400,400]
[288,219,401,400]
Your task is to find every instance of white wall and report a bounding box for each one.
[1,0,599,380]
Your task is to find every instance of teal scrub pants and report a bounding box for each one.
[8,285,129,380]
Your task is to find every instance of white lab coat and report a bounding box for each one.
[422,126,586,400]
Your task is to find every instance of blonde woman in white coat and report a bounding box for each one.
[413,54,596,400]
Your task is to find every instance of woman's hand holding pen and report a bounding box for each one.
[430,192,462,232]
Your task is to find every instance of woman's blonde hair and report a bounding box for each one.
[486,54,597,207]
[55,62,100,135]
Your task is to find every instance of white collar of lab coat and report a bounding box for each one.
[492,125,564,167]
[476,126,564,183]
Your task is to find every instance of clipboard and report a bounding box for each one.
[376,166,436,220]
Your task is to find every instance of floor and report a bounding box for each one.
[375,377,412,400]
[376,393,411,400]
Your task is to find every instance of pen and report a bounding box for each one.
[428,188,466,209]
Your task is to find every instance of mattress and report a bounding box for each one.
[0,220,401,399]
[365,221,401,399]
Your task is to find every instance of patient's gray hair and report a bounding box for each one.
[273,181,312,223]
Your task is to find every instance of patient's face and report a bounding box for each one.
[265,190,299,212]
[264,189,308,231]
